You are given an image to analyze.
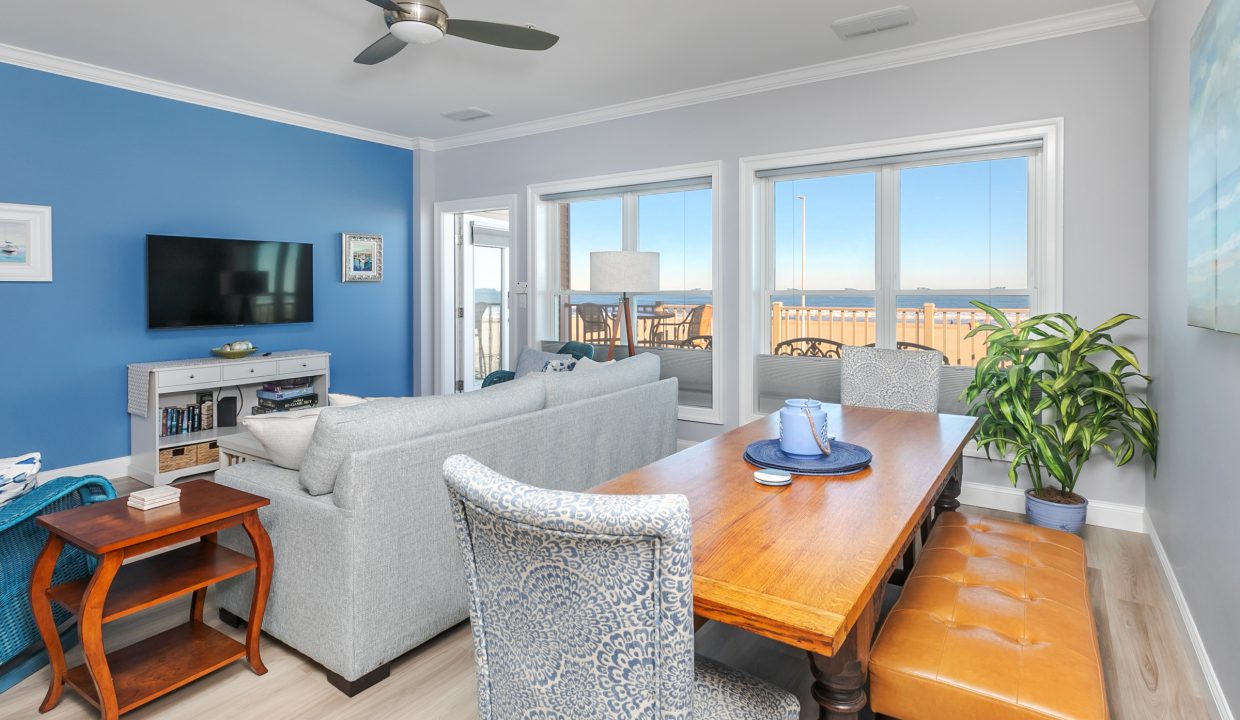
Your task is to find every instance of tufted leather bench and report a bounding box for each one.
[870,511,1106,720]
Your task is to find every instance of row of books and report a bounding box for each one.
[160,393,215,437]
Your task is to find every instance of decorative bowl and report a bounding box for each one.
[211,346,259,359]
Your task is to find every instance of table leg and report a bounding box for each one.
[190,533,217,623]
[241,511,273,675]
[933,455,964,522]
[808,598,877,720]
[30,536,66,713]
[80,552,124,720]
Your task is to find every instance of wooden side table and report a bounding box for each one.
[29,479,273,720]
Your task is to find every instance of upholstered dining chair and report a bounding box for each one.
[442,455,801,720]
[841,345,942,413]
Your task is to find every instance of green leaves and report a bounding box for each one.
[960,302,1159,495]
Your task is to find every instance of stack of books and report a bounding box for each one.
[254,377,318,414]
[128,485,181,511]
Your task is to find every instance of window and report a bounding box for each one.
[533,166,720,421]
[748,133,1054,416]
[761,147,1038,365]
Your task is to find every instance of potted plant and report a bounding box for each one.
[962,302,1158,533]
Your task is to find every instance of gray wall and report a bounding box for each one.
[429,23,1151,506]
[1148,0,1239,710]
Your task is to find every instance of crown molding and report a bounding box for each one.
[425,1,1146,151]
[0,42,416,150]
[0,2,1146,154]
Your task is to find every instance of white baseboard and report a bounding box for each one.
[958,481,1146,533]
[1145,512,1236,720]
[39,456,131,482]
[675,439,700,452]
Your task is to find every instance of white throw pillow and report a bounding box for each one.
[241,408,324,470]
[0,452,41,507]
[573,357,616,372]
[329,393,369,407]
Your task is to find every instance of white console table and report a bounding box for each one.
[127,350,330,486]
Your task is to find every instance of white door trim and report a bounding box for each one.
[432,194,519,395]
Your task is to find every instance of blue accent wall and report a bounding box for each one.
[0,62,414,469]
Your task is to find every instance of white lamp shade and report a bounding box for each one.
[589,251,660,293]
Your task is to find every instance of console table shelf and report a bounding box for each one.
[128,350,330,485]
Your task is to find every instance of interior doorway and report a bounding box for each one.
[435,197,517,394]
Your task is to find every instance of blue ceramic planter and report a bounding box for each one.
[1025,490,1088,534]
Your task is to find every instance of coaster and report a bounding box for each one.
[753,468,793,487]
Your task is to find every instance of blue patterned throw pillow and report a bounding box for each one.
[0,452,42,507]
[542,359,577,373]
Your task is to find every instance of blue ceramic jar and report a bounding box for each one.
[779,399,829,457]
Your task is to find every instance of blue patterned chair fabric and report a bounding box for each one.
[840,345,942,413]
[0,475,116,692]
[442,455,800,720]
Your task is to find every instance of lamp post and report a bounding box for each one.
[796,194,807,336]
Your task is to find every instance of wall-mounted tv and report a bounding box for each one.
[147,235,314,329]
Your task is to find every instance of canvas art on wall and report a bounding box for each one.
[0,203,52,282]
[1190,0,1240,332]
[342,233,383,283]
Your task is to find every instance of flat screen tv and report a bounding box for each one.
[147,235,314,329]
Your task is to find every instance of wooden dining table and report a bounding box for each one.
[593,404,978,720]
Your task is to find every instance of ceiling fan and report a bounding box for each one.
[354,0,559,65]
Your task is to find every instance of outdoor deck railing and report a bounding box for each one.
[557,301,1031,366]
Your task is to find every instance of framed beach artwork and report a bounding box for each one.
[1190,0,1240,332]
[342,233,383,283]
[0,203,52,282]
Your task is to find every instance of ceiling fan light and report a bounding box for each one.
[391,19,445,44]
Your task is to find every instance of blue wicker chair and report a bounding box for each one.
[0,475,115,693]
[481,342,596,388]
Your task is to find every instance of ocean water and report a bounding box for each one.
[0,251,27,264]
[565,292,1030,310]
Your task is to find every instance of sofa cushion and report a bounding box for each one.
[543,352,660,407]
[515,347,575,378]
[298,375,546,496]
[241,407,324,470]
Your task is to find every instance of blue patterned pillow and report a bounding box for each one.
[0,452,42,507]
[541,359,577,373]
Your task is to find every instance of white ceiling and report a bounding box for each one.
[0,0,1135,143]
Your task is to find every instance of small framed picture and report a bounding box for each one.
[342,233,383,283]
[0,203,52,282]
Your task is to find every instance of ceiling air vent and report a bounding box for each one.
[831,6,916,40]
[442,107,494,122]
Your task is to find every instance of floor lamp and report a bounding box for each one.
[590,251,660,361]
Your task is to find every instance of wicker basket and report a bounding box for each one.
[157,446,197,473]
[196,441,220,466]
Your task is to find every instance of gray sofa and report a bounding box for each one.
[211,353,678,695]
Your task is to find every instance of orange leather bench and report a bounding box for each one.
[870,511,1107,720]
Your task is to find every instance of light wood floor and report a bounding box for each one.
[0,489,1216,720]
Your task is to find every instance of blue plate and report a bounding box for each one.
[744,439,873,477]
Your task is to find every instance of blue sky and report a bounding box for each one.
[564,157,1028,295]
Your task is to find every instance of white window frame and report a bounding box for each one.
[739,119,1063,423]
[527,161,725,424]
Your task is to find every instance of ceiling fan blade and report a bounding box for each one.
[354,33,408,65]
[362,0,403,12]
[446,19,559,51]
